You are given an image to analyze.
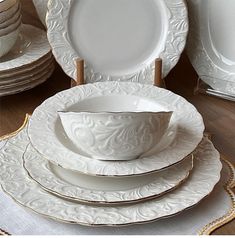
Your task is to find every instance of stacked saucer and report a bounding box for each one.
[0,82,222,226]
[0,0,21,58]
[0,24,55,96]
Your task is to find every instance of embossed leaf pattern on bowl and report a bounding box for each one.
[59,111,172,160]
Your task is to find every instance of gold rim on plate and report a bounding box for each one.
[0,114,234,234]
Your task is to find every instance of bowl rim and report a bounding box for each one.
[58,110,174,116]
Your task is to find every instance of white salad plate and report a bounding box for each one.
[28,82,205,177]
[0,65,54,96]
[0,62,54,89]
[0,53,53,80]
[24,142,193,204]
[33,0,48,27]
[46,0,188,83]
[0,52,52,78]
[0,58,54,83]
[0,24,51,71]
[187,0,235,95]
[0,126,222,226]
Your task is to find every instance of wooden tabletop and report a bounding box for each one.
[0,0,234,235]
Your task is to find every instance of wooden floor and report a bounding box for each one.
[0,0,234,235]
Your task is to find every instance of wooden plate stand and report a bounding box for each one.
[71,58,166,89]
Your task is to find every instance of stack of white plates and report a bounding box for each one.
[0,0,21,58]
[0,82,222,226]
[0,0,223,228]
[0,24,55,97]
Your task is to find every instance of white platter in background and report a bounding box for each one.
[28,82,204,177]
[187,0,235,96]
[24,143,193,204]
[0,126,222,226]
[46,0,188,83]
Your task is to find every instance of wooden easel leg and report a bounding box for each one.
[71,58,166,89]
[71,59,85,88]
[154,58,166,89]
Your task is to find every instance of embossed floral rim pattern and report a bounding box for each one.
[23,142,194,205]
[0,118,222,226]
[46,0,188,83]
[0,115,234,234]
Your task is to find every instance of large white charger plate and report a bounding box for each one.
[187,0,235,95]
[28,82,205,177]
[23,143,193,205]
[0,24,51,72]
[46,0,188,83]
[0,125,222,226]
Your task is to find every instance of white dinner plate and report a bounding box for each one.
[0,126,222,226]
[23,142,193,204]
[28,82,204,177]
[0,24,51,71]
[33,0,48,27]
[46,0,188,83]
[187,0,235,95]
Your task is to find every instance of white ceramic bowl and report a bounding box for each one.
[0,0,19,23]
[0,14,21,37]
[0,6,20,29]
[0,0,17,12]
[0,27,19,58]
[59,111,173,161]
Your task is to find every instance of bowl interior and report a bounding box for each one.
[55,95,175,157]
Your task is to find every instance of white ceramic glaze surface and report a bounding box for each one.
[0,24,50,71]
[0,62,54,89]
[0,53,52,79]
[32,0,48,27]
[0,0,17,12]
[59,111,172,161]
[46,0,188,83]
[28,82,205,176]
[24,142,193,204]
[0,127,222,226]
[187,0,235,95]
[0,65,54,96]
[0,11,21,37]
[0,7,20,29]
[0,1,19,23]
[0,27,19,58]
